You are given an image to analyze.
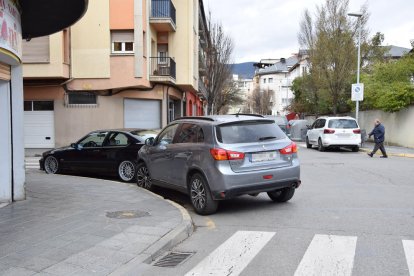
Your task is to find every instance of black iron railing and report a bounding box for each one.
[150,57,176,80]
[151,0,176,25]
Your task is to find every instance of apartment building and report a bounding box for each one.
[22,0,209,148]
[1,0,88,203]
[254,51,309,115]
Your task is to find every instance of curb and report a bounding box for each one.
[359,147,414,158]
[110,193,193,275]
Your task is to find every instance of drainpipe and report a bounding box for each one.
[9,81,14,201]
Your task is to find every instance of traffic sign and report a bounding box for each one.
[351,83,364,101]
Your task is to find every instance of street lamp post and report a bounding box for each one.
[348,12,363,123]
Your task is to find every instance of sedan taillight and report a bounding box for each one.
[324,129,335,134]
[353,129,361,134]
[210,148,245,161]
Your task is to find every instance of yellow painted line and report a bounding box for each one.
[205,217,216,230]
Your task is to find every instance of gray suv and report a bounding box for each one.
[136,115,301,215]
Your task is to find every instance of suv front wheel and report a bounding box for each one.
[189,173,218,215]
[267,187,295,202]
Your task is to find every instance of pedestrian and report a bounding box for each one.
[367,119,388,158]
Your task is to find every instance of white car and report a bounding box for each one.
[306,116,361,152]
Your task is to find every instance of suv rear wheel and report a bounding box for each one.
[267,187,295,202]
[189,173,218,215]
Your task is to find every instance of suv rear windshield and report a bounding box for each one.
[216,121,286,144]
[328,119,358,129]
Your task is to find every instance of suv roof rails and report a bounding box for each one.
[229,113,264,118]
[173,116,215,122]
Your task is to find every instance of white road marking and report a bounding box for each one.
[185,231,275,276]
[294,234,357,276]
[403,240,414,276]
[25,157,40,169]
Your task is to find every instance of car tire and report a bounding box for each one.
[267,187,295,202]
[44,155,60,174]
[136,163,153,190]
[118,160,136,182]
[189,173,218,215]
[306,137,312,148]
[352,146,359,152]
[318,138,325,152]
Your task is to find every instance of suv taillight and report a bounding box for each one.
[324,129,335,134]
[210,148,245,161]
[279,142,298,155]
[353,129,361,134]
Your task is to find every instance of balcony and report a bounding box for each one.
[150,0,176,32]
[199,50,207,76]
[149,57,176,83]
[197,80,208,99]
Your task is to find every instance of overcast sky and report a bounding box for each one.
[205,0,414,63]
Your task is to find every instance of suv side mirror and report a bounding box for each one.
[145,137,155,146]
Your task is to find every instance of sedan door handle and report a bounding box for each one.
[92,149,100,152]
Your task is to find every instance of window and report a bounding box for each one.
[216,121,285,144]
[314,119,326,129]
[268,78,273,83]
[78,132,108,147]
[67,92,97,105]
[24,101,54,111]
[111,31,134,54]
[105,132,130,146]
[263,78,267,84]
[176,124,204,144]
[328,119,358,129]
[156,124,179,145]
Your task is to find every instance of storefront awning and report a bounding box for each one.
[20,0,88,40]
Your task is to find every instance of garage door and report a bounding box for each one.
[24,101,55,148]
[124,99,161,129]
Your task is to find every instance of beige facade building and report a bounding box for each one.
[23,0,209,148]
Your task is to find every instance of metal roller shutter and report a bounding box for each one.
[124,99,161,129]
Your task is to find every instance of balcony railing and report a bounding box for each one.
[149,57,176,81]
[150,0,176,31]
[198,80,208,99]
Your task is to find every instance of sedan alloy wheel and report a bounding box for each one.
[118,160,136,182]
[44,156,59,174]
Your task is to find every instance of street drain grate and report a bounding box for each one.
[153,252,194,268]
[106,210,149,219]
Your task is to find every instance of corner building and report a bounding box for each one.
[23,0,209,148]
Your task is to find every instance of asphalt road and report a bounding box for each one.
[140,143,414,276]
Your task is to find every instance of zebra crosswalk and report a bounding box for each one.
[182,231,414,276]
[25,157,41,170]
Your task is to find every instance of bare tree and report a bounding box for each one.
[205,14,235,115]
[213,78,244,114]
[247,88,273,115]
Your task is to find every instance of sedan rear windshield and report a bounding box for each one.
[216,121,286,144]
[328,119,358,129]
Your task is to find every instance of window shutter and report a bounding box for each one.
[111,31,134,42]
[22,36,50,63]
[0,62,11,81]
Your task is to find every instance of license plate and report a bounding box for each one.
[251,152,278,162]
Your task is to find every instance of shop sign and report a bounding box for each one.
[0,0,22,61]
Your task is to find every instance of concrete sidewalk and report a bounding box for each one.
[360,142,414,158]
[0,171,193,275]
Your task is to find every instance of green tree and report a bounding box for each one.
[298,0,369,114]
[361,52,414,112]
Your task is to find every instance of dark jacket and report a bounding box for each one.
[369,123,385,143]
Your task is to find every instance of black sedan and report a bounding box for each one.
[39,129,158,182]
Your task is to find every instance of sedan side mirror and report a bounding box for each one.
[145,137,155,146]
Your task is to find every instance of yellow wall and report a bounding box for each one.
[23,33,69,78]
[71,0,110,78]
[168,0,197,89]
